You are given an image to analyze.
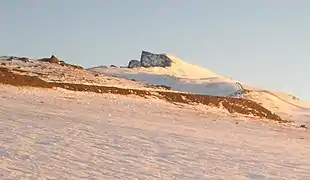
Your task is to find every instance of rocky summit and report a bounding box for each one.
[128,51,172,68]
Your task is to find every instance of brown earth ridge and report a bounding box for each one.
[0,66,286,122]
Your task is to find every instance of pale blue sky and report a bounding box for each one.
[1,0,309,101]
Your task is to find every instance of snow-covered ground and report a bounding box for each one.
[1,85,310,179]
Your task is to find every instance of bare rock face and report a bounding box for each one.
[128,60,141,68]
[140,51,172,68]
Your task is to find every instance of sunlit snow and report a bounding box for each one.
[1,85,310,179]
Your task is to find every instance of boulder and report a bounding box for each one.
[140,51,172,68]
[128,60,141,68]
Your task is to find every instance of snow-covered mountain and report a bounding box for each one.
[89,51,310,124]
[0,52,309,124]
[2,53,310,179]
[89,51,243,97]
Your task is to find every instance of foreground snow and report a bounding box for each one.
[1,85,310,179]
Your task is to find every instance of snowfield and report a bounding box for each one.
[1,85,310,179]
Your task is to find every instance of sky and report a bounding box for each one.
[1,0,309,101]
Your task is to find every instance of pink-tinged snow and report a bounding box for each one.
[243,90,310,125]
[1,85,310,179]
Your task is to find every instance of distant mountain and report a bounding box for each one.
[89,51,310,124]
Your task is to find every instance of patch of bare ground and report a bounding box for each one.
[0,66,286,122]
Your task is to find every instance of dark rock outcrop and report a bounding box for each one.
[39,55,60,64]
[50,55,60,64]
[128,60,141,68]
[7,57,15,61]
[140,51,172,68]
[3,56,29,62]
[38,55,83,70]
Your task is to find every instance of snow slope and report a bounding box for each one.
[1,84,310,179]
[89,52,310,123]
[244,90,310,125]
[89,53,243,97]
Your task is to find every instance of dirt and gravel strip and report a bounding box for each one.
[0,67,285,122]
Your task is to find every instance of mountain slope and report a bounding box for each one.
[89,51,310,124]
[1,52,308,124]
[89,52,243,97]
